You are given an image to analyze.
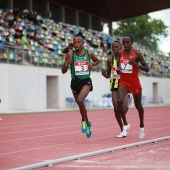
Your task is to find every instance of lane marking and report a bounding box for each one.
[0,118,169,134]
[0,111,169,129]
[0,125,169,143]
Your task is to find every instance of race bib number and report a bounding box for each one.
[112,67,117,76]
[121,63,132,73]
[74,61,89,75]
[113,70,117,76]
[112,67,120,79]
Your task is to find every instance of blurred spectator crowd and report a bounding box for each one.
[0,8,170,77]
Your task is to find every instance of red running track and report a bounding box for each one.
[0,106,170,170]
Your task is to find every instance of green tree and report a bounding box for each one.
[113,14,168,51]
[168,51,170,58]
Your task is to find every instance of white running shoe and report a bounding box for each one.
[117,124,130,138]
[117,131,125,138]
[139,127,145,139]
[127,124,130,130]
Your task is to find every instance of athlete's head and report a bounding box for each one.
[111,40,121,54]
[73,34,84,51]
[122,35,133,52]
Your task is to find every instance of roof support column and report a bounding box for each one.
[7,0,13,9]
[108,21,113,36]
[88,14,92,30]
[75,11,79,26]
[44,1,50,18]
[27,0,33,12]
[99,18,103,31]
[61,7,65,23]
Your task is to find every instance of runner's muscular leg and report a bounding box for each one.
[73,85,91,126]
[133,92,144,127]
[117,86,129,125]
[123,94,129,114]
[112,91,123,131]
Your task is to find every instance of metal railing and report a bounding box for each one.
[0,45,169,77]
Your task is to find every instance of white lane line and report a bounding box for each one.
[0,118,169,135]
[0,123,169,143]
[0,112,169,129]
[0,120,116,134]
[0,135,116,156]
[0,126,170,156]
[0,117,114,129]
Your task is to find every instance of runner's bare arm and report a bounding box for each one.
[61,51,72,74]
[88,50,100,70]
[115,49,122,74]
[102,57,112,79]
[137,52,149,72]
[134,51,149,72]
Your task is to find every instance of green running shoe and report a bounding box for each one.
[86,122,92,138]
[81,121,87,133]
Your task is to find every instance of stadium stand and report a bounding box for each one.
[0,8,170,78]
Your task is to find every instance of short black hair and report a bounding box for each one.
[112,40,121,46]
[74,34,84,40]
[124,35,133,43]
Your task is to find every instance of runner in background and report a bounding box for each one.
[102,40,130,138]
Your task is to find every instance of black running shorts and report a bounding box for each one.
[110,78,120,92]
[70,77,93,94]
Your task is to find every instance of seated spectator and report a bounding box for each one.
[4,9,16,27]
[20,32,29,45]
[0,39,6,52]
[19,9,30,19]
[106,35,112,50]
[16,37,29,64]
[36,14,43,25]
[150,58,155,76]
[0,39,7,62]
[5,33,16,47]
[14,26,22,39]
[90,38,98,48]
[9,25,16,36]
[28,10,37,23]
[26,21,36,32]
[33,31,44,45]
[0,10,5,27]
[99,37,106,51]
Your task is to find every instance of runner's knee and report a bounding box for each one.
[77,99,84,105]
[135,104,143,110]
[117,97,123,104]
[77,95,86,105]
[124,105,129,113]
[114,105,119,113]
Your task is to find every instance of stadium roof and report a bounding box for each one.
[49,0,170,21]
